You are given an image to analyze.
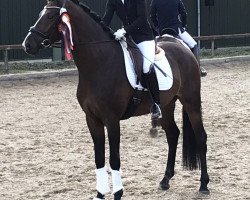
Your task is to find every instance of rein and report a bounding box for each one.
[76,40,116,46]
[47,39,116,49]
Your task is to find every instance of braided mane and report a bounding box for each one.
[78,2,115,38]
[46,0,114,38]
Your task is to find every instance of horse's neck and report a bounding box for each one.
[66,2,124,82]
[68,4,111,43]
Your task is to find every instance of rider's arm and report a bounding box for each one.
[102,0,115,26]
[124,0,148,35]
[149,0,158,28]
[178,0,187,28]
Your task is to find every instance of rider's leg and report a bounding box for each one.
[191,45,207,77]
[137,40,162,119]
[178,29,207,77]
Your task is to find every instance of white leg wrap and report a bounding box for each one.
[95,166,110,195]
[111,169,124,194]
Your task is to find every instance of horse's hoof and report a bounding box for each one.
[114,189,123,200]
[159,182,170,190]
[151,118,159,128]
[93,192,105,200]
[199,188,210,195]
[149,128,158,138]
[159,178,170,190]
[159,175,171,190]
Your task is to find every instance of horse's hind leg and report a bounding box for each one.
[86,115,110,199]
[160,100,180,190]
[181,100,210,194]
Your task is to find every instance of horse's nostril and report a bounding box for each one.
[26,43,31,50]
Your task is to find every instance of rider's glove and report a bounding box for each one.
[114,28,126,40]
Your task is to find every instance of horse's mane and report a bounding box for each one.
[46,0,115,38]
[78,2,115,38]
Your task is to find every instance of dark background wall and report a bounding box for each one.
[82,0,121,29]
[0,0,250,61]
[0,0,51,60]
[183,0,250,47]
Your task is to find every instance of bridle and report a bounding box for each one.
[28,1,117,50]
[29,6,62,48]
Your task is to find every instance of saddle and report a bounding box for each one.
[121,38,164,120]
[125,38,163,88]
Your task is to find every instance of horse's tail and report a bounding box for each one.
[182,108,201,170]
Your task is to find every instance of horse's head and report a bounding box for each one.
[23,0,115,58]
[22,0,64,55]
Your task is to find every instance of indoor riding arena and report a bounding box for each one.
[0,59,249,200]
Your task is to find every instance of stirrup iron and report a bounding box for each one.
[150,103,162,119]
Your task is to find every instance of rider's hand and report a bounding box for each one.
[114,28,126,40]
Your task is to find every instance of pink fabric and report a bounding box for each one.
[59,13,74,60]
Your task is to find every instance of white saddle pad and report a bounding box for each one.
[120,40,173,91]
[159,34,191,50]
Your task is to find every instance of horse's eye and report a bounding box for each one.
[47,13,56,19]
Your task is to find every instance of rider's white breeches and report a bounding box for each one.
[136,40,155,73]
[178,28,197,49]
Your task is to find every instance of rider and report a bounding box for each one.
[102,0,162,119]
[150,0,207,77]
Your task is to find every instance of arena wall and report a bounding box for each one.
[0,0,249,60]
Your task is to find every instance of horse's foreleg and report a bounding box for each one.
[86,115,110,198]
[107,120,123,200]
[160,102,180,190]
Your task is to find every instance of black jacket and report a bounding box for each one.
[150,0,187,35]
[102,0,154,43]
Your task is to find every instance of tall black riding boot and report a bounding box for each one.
[144,66,162,119]
[191,45,207,77]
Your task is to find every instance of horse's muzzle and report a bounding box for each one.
[22,40,37,55]
[22,34,41,55]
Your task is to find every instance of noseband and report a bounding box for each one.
[29,6,61,48]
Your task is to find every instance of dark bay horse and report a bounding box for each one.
[22,0,209,199]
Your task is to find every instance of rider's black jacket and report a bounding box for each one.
[102,0,154,43]
[150,0,187,35]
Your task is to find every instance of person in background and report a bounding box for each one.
[150,0,207,77]
[102,0,162,119]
